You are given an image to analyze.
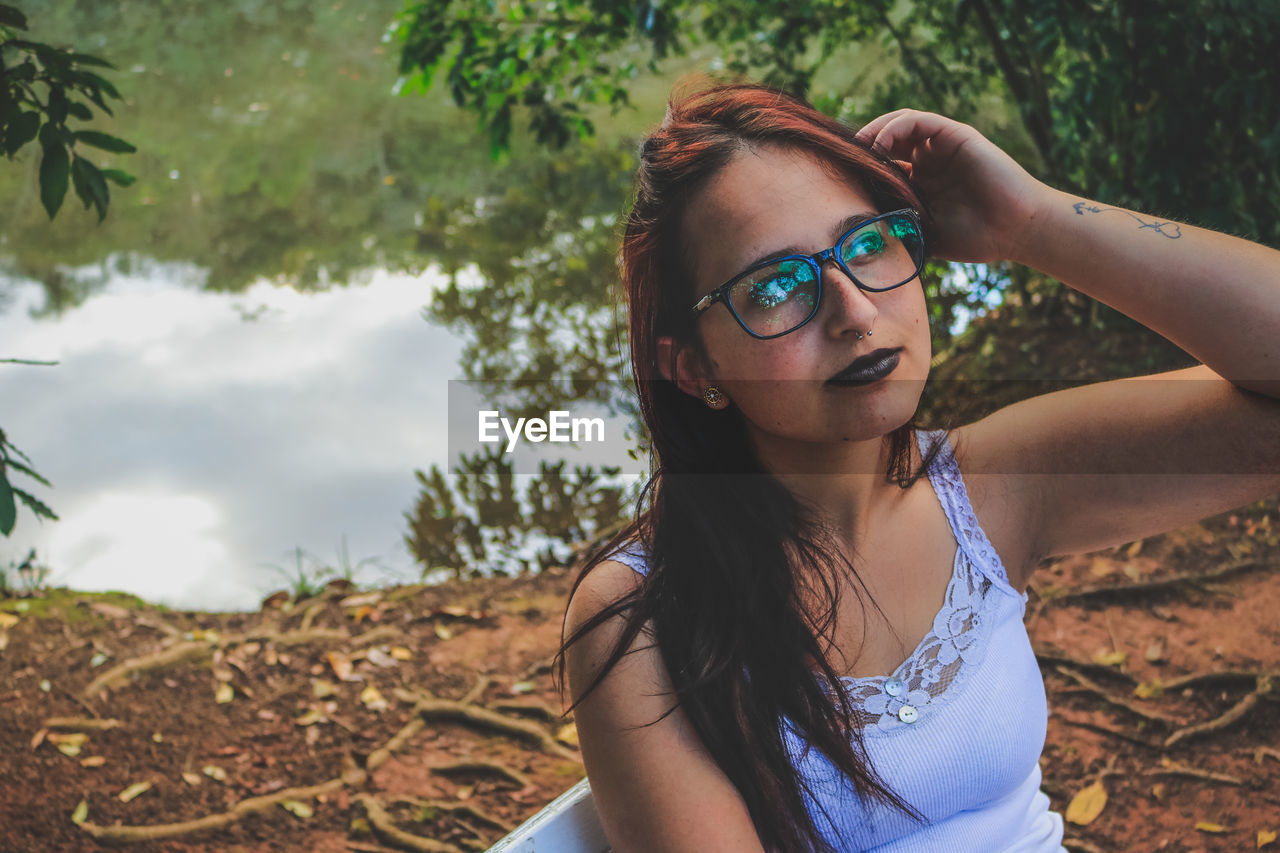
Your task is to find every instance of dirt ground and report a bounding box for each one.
[1,502,1278,853]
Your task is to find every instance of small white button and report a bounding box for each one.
[884,677,904,697]
[898,705,918,723]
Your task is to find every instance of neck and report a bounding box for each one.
[750,428,909,549]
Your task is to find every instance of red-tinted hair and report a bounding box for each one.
[559,80,940,852]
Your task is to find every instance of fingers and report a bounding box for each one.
[855,109,969,160]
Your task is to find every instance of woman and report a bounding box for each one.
[556,81,1280,852]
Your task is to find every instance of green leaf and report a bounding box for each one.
[2,458,51,488]
[11,487,58,523]
[71,153,95,210]
[38,139,69,219]
[74,131,136,154]
[0,467,16,536]
[66,101,93,121]
[68,52,116,70]
[4,111,40,156]
[0,4,27,29]
[100,168,135,187]
[72,156,110,221]
[71,70,122,101]
[47,87,69,125]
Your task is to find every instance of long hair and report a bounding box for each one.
[557,80,948,851]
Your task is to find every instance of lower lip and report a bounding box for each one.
[828,351,900,385]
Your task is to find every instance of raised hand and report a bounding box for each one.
[855,109,1051,265]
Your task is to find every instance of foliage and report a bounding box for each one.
[395,0,1280,337]
[422,137,639,418]
[0,2,135,221]
[263,546,334,602]
[405,447,633,579]
[0,547,50,596]
[0,427,58,538]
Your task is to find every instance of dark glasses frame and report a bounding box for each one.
[689,208,924,340]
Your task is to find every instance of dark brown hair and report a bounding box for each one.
[557,80,947,851]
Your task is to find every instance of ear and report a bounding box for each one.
[656,335,715,400]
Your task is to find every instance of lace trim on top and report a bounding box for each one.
[834,429,1025,736]
[607,429,1027,736]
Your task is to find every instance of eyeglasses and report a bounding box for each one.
[689,208,924,340]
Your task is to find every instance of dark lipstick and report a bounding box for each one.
[828,348,901,384]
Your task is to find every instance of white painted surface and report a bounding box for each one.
[487,777,611,853]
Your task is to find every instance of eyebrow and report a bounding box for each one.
[733,209,882,274]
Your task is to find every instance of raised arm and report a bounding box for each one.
[857,108,1280,400]
[857,109,1280,572]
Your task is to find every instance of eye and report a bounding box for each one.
[841,229,886,263]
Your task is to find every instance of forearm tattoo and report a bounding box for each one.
[1072,202,1182,238]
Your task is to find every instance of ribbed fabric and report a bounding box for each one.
[607,428,1067,852]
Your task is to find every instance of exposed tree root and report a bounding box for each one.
[1035,648,1138,684]
[1159,668,1275,692]
[1052,665,1183,725]
[353,793,464,853]
[352,624,404,648]
[1043,559,1271,605]
[1056,716,1161,750]
[79,777,345,843]
[44,716,122,731]
[459,675,491,705]
[1164,673,1274,747]
[431,760,532,790]
[82,641,214,697]
[270,626,350,647]
[393,689,580,762]
[489,700,558,722]
[1142,758,1245,786]
[389,796,512,834]
[299,601,325,632]
[366,715,426,774]
[520,654,556,682]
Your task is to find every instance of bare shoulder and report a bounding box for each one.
[562,558,766,852]
[943,365,1280,587]
[942,421,1044,594]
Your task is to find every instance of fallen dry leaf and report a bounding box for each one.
[80,755,106,768]
[1195,821,1227,833]
[117,780,153,803]
[70,800,88,826]
[1258,829,1276,848]
[1092,649,1127,667]
[182,771,203,786]
[1134,681,1164,700]
[279,799,314,819]
[327,651,358,681]
[1065,780,1107,826]
[360,685,388,712]
[202,764,227,782]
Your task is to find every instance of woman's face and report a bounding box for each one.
[672,143,932,469]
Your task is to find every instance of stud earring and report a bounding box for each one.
[702,386,728,409]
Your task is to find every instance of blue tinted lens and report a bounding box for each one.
[729,259,818,336]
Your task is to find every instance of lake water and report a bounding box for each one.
[1,261,464,611]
